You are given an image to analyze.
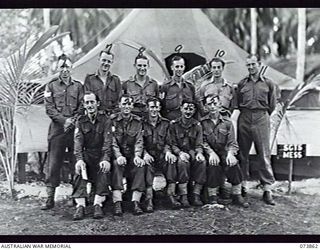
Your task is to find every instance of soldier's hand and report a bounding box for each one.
[64,118,73,131]
[179,152,190,163]
[196,153,205,162]
[117,156,127,166]
[134,156,145,168]
[75,160,86,175]
[209,152,220,166]
[143,153,154,165]
[226,153,238,167]
[99,161,111,173]
[165,151,177,164]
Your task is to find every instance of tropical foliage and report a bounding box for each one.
[0,26,69,197]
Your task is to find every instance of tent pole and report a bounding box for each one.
[287,159,294,194]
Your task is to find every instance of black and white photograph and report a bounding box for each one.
[0,7,319,240]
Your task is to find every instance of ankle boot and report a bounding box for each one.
[73,206,85,220]
[41,187,55,210]
[168,195,181,209]
[232,194,249,208]
[113,201,123,216]
[145,199,154,213]
[192,194,203,206]
[132,201,143,215]
[263,191,275,205]
[180,194,190,208]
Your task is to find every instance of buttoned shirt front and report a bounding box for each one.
[236,75,276,114]
[84,71,121,112]
[198,77,235,110]
[201,114,238,155]
[170,117,203,155]
[74,113,112,162]
[160,77,196,111]
[122,75,159,107]
[111,113,143,158]
[143,115,171,156]
[45,77,84,125]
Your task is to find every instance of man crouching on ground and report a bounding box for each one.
[72,91,112,220]
[143,97,177,212]
[201,94,249,208]
[111,95,145,216]
[168,99,206,208]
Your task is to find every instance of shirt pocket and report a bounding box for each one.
[127,128,139,145]
[239,87,251,104]
[256,85,269,103]
[217,128,228,144]
[68,92,79,109]
[164,92,179,110]
[53,91,65,107]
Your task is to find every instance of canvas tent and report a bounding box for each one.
[16,9,320,170]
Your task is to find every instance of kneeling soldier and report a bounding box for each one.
[72,91,112,220]
[111,95,145,216]
[201,95,248,208]
[143,97,177,212]
[168,99,206,208]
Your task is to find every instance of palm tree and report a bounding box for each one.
[0,26,69,197]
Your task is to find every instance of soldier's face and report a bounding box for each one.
[181,103,195,119]
[211,61,224,78]
[57,59,72,79]
[83,93,99,114]
[147,101,161,118]
[171,59,185,77]
[119,97,134,115]
[135,58,149,77]
[246,56,260,76]
[99,52,113,72]
[205,96,222,114]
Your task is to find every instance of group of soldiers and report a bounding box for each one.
[41,45,278,221]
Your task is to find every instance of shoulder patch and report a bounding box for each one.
[110,113,117,120]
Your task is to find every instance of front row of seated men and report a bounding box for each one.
[70,90,248,220]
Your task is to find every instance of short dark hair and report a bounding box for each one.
[146,97,161,106]
[203,94,219,105]
[58,53,71,62]
[119,94,134,103]
[83,91,100,102]
[134,54,149,64]
[246,54,260,62]
[171,55,185,66]
[210,57,225,68]
[181,98,197,107]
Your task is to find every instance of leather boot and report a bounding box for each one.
[93,204,104,219]
[145,199,154,213]
[73,206,85,220]
[113,201,123,216]
[232,194,249,208]
[263,191,275,205]
[180,194,190,208]
[192,194,203,206]
[207,195,218,205]
[168,196,181,209]
[41,187,55,210]
[132,201,143,215]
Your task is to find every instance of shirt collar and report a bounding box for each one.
[59,77,74,85]
[117,113,133,122]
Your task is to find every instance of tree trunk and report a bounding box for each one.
[296,8,306,83]
[250,8,258,55]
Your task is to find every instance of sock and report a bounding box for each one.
[208,187,218,197]
[132,191,142,202]
[263,184,272,192]
[112,190,122,203]
[193,183,203,195]
[242,180,248,191]
[93,195,106,207]
[231,184,241,195]
[167,183,176,196]
[75,198,86,208]
[178,183,188,195]
[146,187,153,200]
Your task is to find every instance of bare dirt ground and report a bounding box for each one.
[0,178,320,235]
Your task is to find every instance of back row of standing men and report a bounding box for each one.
[42,46,277,220]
